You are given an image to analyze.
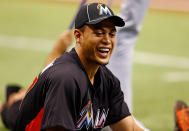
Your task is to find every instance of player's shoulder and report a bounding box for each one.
[41,50,85,82]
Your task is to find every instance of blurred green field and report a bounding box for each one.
[0,0,189,130]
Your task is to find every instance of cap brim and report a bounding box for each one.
[86,15,125,27]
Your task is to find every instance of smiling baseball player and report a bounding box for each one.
[15,3,143,131]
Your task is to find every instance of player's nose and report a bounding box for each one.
[102,34,111,45]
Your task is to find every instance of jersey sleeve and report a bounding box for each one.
[106,76,131,125]
[40,72,78,131]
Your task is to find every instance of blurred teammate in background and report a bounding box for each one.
[108,0,151,114]
[1,84,26,130]
[106,0,151,130]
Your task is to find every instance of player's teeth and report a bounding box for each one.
[99,48,110,52]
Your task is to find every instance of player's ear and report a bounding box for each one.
[74,29,83,44]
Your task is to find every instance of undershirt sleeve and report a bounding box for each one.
[106,77,131,126]
[41,72,78,131]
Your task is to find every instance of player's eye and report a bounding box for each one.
[109,31,116,38]
[95,31,104,37]
[109,32,116,38]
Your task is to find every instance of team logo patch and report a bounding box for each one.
[97,4,112,16]
[76,101,109,130]
[76,101,93,130]
[94,109,109,128]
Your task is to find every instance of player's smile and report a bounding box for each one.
[96,47,111,58]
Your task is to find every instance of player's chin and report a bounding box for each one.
[96,58,110,66]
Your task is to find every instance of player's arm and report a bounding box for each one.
[44,30,73,67]
[110,116,144,131]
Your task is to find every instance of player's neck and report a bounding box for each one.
[81,59,99,85]
[75,48,99,85]
[86,67,98,85]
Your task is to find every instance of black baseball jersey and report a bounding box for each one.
[15,48,131,131]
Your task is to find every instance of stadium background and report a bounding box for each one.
[0,0,189,130]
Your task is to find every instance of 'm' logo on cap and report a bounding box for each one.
[97,4,112,16]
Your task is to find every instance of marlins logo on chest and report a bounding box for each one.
[76,101,93,130]
[76,101,109,130]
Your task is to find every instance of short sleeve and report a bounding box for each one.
[106,77,131,125]
[41,72,78,131]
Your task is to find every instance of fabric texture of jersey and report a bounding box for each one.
[15,48,131,131]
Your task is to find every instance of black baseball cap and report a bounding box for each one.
[75,3,125,29]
